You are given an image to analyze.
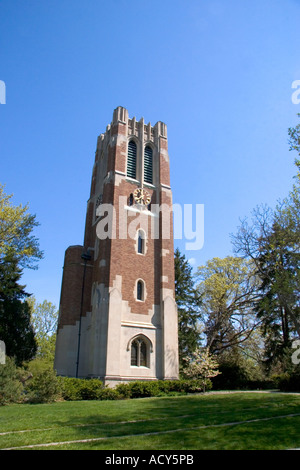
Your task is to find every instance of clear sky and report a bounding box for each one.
[1,0,300,308]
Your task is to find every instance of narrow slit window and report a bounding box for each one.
[127,140,137,179]
[137,280,144,301]
[144,146,153,184]
[137,230,144,254]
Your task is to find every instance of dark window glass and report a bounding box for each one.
[127,141,137,179]
[131,340,138,366]
[144,146,153,184]
[137,280,143,301]
[140,341,147,367]
[138,232,144,254]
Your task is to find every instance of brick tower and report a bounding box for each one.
[54,106,179,386]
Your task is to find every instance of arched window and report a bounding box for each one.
[144,145,153,184]
[137,229,145,254]
[137,280,144,301]
[127,140,137,179]
[130,337,150,367]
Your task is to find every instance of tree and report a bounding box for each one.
[0,185,42,365]
[0,254,37,365]
[256,207,299,369]
[28,297,58,361]
[232,204,300,336]
[232,193,300,338]
[174,248,202,369]
[0,356,24,405]
[24,359,61,403]
[0,184,43,269]
[182,347,220,392]
[288,113,300,156]
[196,257,261,356]
[231,118,300,368]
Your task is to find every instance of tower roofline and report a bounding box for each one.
[112,106,167,138]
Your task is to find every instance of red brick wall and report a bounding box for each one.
[57,109,175,330]
[58,245,93,329]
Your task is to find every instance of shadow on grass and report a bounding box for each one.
[2,393,300,450]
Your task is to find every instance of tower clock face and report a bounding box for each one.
[133,188,151,205]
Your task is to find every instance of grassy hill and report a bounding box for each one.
[1,392,300,450]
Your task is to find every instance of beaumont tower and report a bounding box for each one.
[54,106,179,386]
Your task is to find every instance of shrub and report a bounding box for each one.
[119,379,208,399]
[74,379,104,400]
[211,362,249,390]
[0,356,23,405]
[26,374,211,403]
[271,373,289,389]
[128,381,160,398]
[25,369,61,403]
[115,382,132,399]
[243,379,275,390]
[60,377,82,401]
[24,360,61,403]
[171,379,210,393]
[277,372,300,392]
[98,387,120,400]
[60,377,122,401]
[156,380,173,394]
[60,377,104,401]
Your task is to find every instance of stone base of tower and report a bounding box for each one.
[55,278,179,385]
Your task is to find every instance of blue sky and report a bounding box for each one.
[1,0,300,308]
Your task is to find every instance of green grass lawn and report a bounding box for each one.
[1,392,300,450]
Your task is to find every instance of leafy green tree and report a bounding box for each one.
[0,185,42,365]
[232,117,300,369]
[255,214,299,369]
[0,254,37,365]
[24,359,61,403]
[288,113,300,156]
[0,184,43,269]
[28,297,58,361]
[196,256,261,356]
[181,347,220,392]
[232,186,300,331]
[174,248,202,369]
[0,356,24,405]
